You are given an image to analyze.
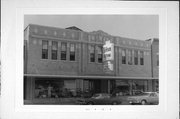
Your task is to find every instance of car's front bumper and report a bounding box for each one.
[128,100,141,104]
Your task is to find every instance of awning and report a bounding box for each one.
[24,74,158,80]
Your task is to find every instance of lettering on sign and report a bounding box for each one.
[103,40,114,73]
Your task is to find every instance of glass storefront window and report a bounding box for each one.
[34,79,76,98]
[132,80,148,95]
[34,79,151,99]
[112,80,129,96]
[111,80,149,96]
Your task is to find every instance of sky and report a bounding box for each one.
[24,15,159,40]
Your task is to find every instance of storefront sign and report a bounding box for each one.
[103,40,114,73]
[103,40,114,61]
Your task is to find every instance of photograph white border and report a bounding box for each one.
[1,1,179,119]
[16,6,167,113]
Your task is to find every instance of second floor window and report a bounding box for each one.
[42,40,48,59]
[128,50,133,65]
[61,42,67,60]
[140,51,144,65]
[157,53,159,66]
[122,49,126,64]
[134,50,138,65]
[97,46,103,63]
[90,45,95,62]
[70,43,75,61]
[51,41,58,60]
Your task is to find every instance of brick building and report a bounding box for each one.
[24,24,158,101]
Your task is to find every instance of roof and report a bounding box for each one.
[65,26,83,31]
[90,30,109,36]
[146,38,159,42]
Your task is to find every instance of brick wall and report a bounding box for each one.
[24,24,153,78]
[151,39,159,78]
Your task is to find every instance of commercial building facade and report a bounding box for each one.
[24,24,159,101]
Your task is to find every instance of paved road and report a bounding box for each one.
[24,97,131,105]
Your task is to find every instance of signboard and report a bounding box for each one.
[103,40,114,73]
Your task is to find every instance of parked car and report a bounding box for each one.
[81,89,93,98]
[112,89,130,96]
[76,93,122,105]
[132,90,143,95]
[127,92,159,105]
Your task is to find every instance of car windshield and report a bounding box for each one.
[138,92,150,96]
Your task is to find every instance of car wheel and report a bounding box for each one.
[141,100,147,105]
[87,102,94,105]
[112,101,118,105]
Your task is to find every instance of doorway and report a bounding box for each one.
[88,80,108,93]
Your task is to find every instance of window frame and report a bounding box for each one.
[128,49,133,65]
[134,50,138,65]
[42,40,48,59]
[89,45,95,63]
[156,53,159,66]
[51,41,58,60]
[122,49,126,64]
[140,51,144,65]
[97,45,103,63]
[61,42,67,60]
[70,43,76,61]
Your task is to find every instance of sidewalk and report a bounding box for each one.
[24,97,131,105]
[24,97,81,105]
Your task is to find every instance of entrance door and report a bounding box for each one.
[101,80,108,93]
[94,80,101,93]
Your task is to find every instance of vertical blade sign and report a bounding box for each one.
[103,40,114,73]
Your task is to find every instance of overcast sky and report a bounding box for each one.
[24,15,158,40]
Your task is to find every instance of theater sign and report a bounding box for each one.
[103,40,114,73]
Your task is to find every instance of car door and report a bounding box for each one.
[102,94,111,104]
[149,93,158,104]
[94,94,109,105]
[153,93,159,104]
[94,94,104,104]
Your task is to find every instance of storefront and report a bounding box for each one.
[24,75,158,101]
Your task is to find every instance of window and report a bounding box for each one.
[70,43,75,61]
[61,42,67,60]
[114,80,129,96]
[134,50,138,65]
[90,45,95,62]
[51,41,58,60]
[128,49,133,65]
[157,53,159,66]
[97,46,103,63]
[122,49,126,64]
[42,40,48,59]
[132,80,148,95]
[34,79,76,98]
[140,51,144,65]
